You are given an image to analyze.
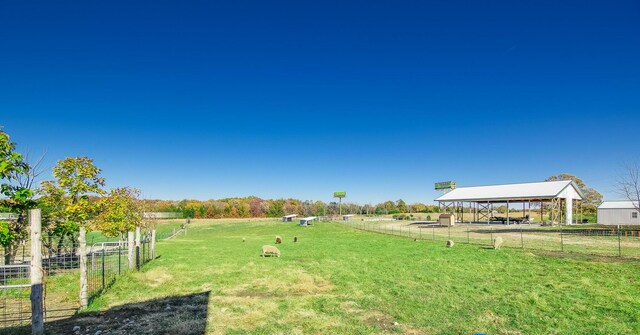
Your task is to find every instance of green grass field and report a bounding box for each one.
[37,219,640,334]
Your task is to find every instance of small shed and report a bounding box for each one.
[439,214,455,226]
[597,201,639,225]
[299,216,317,226]
[282,214,298,222]
[342,214,354,221]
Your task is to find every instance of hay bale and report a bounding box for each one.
[261,245,281,257]
[275,235,282,244]
[493,236,503,250]
[446,240,454,248]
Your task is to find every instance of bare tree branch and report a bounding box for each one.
[617,162,640,212]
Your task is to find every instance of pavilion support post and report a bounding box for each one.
[487,202,490,225]
[566,197,573,226]
[507,201,510,225]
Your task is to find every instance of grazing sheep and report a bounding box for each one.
[262,245,281,257]
[446,240,454,248]
[493,236,503,250]
[275,235,282,244]
[294,236,298,243]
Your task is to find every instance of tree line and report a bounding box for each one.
[143,198,444,219]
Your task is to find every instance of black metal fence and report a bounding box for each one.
[87,238,153,302]
[343,220,640,258]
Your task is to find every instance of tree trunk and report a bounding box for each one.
[4,244,13,265]
[56,233,66,257]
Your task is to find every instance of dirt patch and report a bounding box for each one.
[38,292,210,335]
[363,311,399,332]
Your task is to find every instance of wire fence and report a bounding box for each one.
[0,227,169,330]
[87,237,153,302]
[0,265,30,327]
[342,220,640,258]
[0,235,84,329]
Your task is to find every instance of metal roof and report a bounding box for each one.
[598,201,639,209]
[435,180,584,202]
[282,214,298,218]
[300,216,317,221]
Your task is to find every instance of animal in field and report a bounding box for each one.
[261,245,281,257]
[493,236,503,249]
[275,235,282,244]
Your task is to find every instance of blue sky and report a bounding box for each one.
[1,1,639,203]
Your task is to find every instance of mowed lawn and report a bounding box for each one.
[80,219,639,334]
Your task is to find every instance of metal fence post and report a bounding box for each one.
[101,248,105,290]
[467,225,470,244]
[618,225,622,257]
[118,243,122,275]
[135,226,141,270]
[29,209,44,335]
[560,224,564,252]
[448,225,451,240]
[520,224,524,249]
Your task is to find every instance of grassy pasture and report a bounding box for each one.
[30,219,640,334]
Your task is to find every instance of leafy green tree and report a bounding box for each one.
[94,187,142,238]
[545,174,603,217]
[396,199,408,213]
[0,129,37,263]
[39,157,105,254]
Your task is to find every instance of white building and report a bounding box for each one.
[435,180,584,225]
[597,201,640,225]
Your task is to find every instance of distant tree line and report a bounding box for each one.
[142,198,444,219]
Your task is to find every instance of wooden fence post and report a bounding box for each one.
[30,208,44,335]
[127,231,134,269]
[79,227,88,309]
[151,229,156,259]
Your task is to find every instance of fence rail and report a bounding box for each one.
[342,220,640,258]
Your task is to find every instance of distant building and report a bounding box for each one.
[299,216,317,226]
[597,201,640,225]
[282,214,298,222]
[143,212,182,219]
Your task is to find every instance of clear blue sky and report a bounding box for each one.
[1,1,639,204]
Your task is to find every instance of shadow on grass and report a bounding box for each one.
[2,291,210,335]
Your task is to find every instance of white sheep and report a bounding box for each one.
[262,245,281,257]
[493,236,503,250]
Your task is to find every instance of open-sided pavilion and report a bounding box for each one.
[282,214,298,222]
[435,180,585,225]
